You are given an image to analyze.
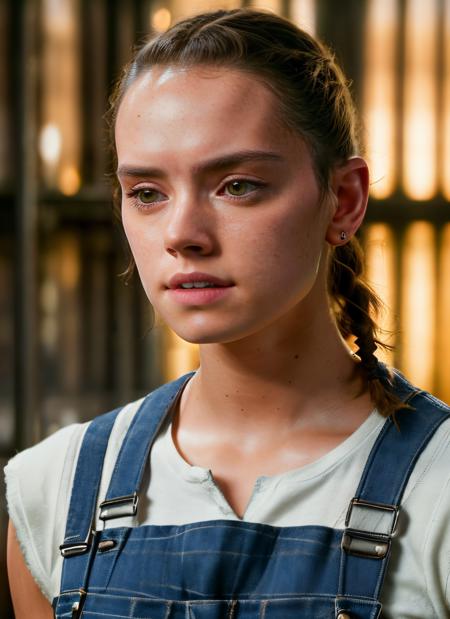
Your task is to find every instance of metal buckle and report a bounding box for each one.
[341,498,400,559]
[60,531,94,558]
[99,492,139,521]
[345,498,399,535]
[342,529,391,558]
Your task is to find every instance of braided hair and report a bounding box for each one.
[106,8,407,417]
[329,239,406,417]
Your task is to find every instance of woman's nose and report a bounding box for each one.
[163,198,216,258]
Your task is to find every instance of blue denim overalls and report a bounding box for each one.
[53,369,450,619]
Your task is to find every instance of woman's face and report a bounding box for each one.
[116,65,334,344]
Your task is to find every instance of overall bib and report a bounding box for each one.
[53,369,450,619]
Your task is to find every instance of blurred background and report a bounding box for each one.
[1,0,449,613]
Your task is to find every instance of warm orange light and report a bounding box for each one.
[290,0,316,34]
[364,0,397,199]
[164,328,199,382]
[248,0,282,12]
[170,0,241,22]
[403,0,438,200]
[442,0,450,200]
[39,123,62,166]
[437,224,450,403]
[60,234,81,289]
[151,7,171,32]
[41,0,81,191]
[59,164,81,196]
[400,222,436,390]
[363,224,396,365]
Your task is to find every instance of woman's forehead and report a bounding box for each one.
[115,65,300,163]
[117,66,278,126]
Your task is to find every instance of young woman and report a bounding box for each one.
[6,8,450,619]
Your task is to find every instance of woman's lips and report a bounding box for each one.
[167,271,234,289]
[167,285,234,305]
[166,271,234,305]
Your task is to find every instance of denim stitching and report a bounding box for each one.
[259,600,267,619]
[227,600,237,619]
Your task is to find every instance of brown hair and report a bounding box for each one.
[106,8,405,417]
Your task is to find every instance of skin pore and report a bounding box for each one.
[7,64,370,617]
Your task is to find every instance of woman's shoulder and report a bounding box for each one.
[388,369,450,493]
[4,395,148,518]
[382,381,450,616]
[3,395,146,601]
[389,366,449,409]
[6,404,122,482]
[5,421,88,513]
[4,421,88,600]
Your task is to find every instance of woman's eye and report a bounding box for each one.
[135,188,163,204]
[224,180,261,197]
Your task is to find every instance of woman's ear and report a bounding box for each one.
[325,157,369,245]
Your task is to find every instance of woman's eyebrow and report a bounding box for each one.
[116,150,285,179]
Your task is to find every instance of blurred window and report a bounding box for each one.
[40,0,82,195]
[0,1,12,186]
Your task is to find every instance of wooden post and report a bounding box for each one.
[14,0,41,449]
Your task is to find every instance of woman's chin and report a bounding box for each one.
[166,317,258,345]
[169,327,236,345]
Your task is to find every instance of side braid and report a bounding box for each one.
[328,237,409,418]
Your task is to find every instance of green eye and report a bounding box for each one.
[137,189,160,203]
[226,180,254,196]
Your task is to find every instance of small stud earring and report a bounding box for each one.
[340,231,347,241]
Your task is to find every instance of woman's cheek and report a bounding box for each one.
[121,218,155,298]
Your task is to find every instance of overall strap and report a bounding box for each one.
[337,369,450,616]
[98,371,195,522]
[60,406,123,555]
[57,372,194,603]
[57,404,123,611]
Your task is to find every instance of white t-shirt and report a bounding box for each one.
[4,396,450,618]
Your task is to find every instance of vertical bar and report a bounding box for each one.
[400,222,436,390]
[247,0,283,12]
[436,224,450,403]
[80,0,107,185]
[0,0,12,185]
[13,0,41,449]
[114,0,135,71]
[84,233,109,392]
[58,233,82,396]
[402,0,438,199]
[40,0,82,194]
[315,0,366,109]
[289,0,316,34]
[363,0,398,199]
[441,0,450,199]
[362,223,396,365]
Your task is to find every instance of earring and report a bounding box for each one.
[340,231,347,241]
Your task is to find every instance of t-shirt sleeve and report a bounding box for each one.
[420,431,450,615]
[382,415,450,617]
[4,422,88,602]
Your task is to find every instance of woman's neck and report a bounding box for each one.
[179,302,372,438]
